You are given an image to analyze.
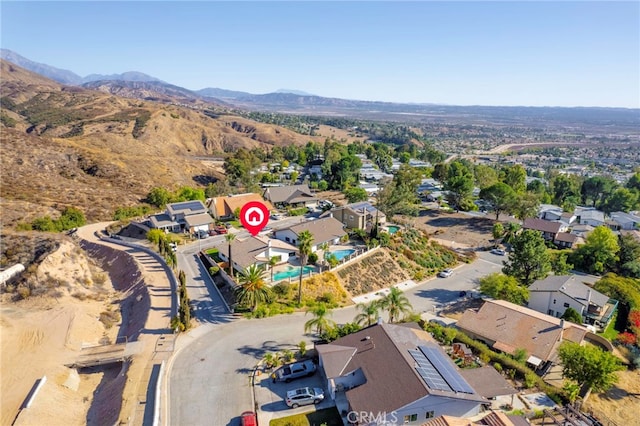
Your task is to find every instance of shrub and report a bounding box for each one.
[209,266,220,276]
[308,252,318,264]
[298,341,307,357]
[524,372,538,389]
[494,362,503,373]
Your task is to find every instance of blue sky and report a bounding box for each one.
[2,1,638,108]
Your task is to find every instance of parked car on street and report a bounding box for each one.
[215,226,228,234]
[285,387,324,408]
[272,360,316,383]
[490,248,506,256]
[240,411,257,426]
[438,268,453,278]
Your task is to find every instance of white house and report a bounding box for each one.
[149,200,210,233]
[213,236,297,273]
[273,217,347,252]
[527,275,616,329]
[609,211,640,231]
[575,207,605,227]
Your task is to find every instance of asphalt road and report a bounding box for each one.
[168,247,505,426]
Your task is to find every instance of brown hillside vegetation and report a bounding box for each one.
[336,249,411,296]
[0,60,323,224]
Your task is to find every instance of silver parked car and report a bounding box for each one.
[438,268,453,278]
[285,387,324,408]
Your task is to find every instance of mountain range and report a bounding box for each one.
[2,48,638,130]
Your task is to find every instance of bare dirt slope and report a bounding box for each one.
[335,249,411,296]
[0,241,119,426]
[585,369,640,426]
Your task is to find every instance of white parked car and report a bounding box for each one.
[285,387,324,408]
[490,248,506,256]
[438,269,453,278]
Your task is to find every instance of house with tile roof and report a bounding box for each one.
[211,235,297,274]
[527,275,617,329]
[323,202,386,232]
[262,184,317,208]
[273,217,347,252]
[316,323,487,425]
[206,193,273,220]
[456,300,588,370]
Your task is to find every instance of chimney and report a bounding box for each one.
[559,319,565,342]
[587,289,592,305]
[376,316,384,325]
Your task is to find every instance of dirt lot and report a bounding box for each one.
[398,210,517,249]
[585,369,640,426]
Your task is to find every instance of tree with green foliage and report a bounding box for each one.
[617,234,640,278]
[344,187,368,203]
[626,171,640,192]
[268,256,278,282]
[235,264,272,311]
[602,187,639,214]
[205,179,232,198]
[474,164,499,189]
[147,187,172,208]
[304,303,336,335]
[512,348,528,364]
[502,229,551,286]
[581,176,617,208]
[571,226,619,274]
[550,174,581,209]
[502,222,521,245]
[225,233,236,278]
[376,179,420,218]
[501,164,527,194]
[479,182,516,220]
[444,161,475,212]
[561,307,583,324]
[297,230,314,304]
[174,186,205,202]
[492,223,504,248]
[354,301,381,327]
[379,287,413,323]
[549,250,574,275]
[147,229,166,245]
[557,341,624,401]
[479,273,529,305]
[512,192,541,221]
[432,162,450,184]
[320,322,362,342]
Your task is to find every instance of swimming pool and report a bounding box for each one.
[272,265,315,281]
[327,249,356,261]
[387,225,400,234]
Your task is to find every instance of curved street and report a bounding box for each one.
[168,245,504,426]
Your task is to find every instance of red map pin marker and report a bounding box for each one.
[239,201,270,236]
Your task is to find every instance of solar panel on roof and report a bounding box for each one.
[409,348,452,392]
[419,345,475,394]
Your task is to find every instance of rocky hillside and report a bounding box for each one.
[0,60,321,225]
[336,249,411,296]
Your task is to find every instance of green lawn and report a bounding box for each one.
[599,311,619,341]
[269,407,342,426]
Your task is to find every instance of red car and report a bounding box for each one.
[241,411,257,426]
[215,226,228,234]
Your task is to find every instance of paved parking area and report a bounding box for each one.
[254,368,334,425]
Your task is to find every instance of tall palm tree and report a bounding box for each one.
[234,264,272,311]
[296,230,314,304]
[304,303,336,335]
[379,287,413,323]
[225,233,236,278]
[268,256,278,282]
[354,301,380,327]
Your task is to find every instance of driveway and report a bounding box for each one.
[168,248,504,425]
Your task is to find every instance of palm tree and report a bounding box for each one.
[234,264,272,311]
[296,230,314,304]
[225,233,236,278]
[268,256,278,282]
[379,287,413,323]
[354,301,380,327]
[304,303,336,335]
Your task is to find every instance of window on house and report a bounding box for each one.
[425,411,435,419]
[404,414,418,423]
[548,310,554,316]
[285,237,290,242]
[349,215,354,220]
[564,302,570,308]
[553,299,557,305]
